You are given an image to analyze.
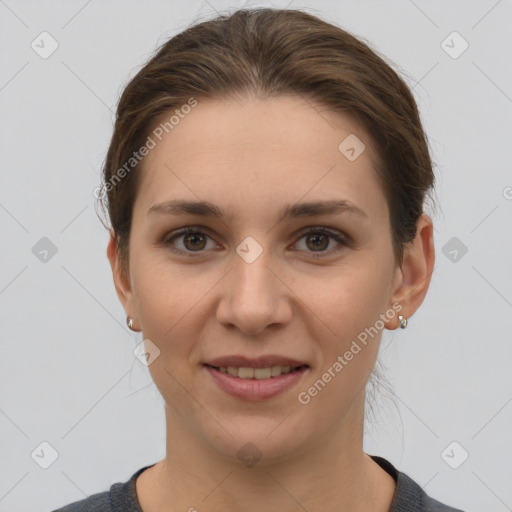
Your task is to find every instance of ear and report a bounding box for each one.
[106,230,139,330]
[387,213,435,330]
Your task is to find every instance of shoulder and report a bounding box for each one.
[51,490,111,512]
[51,465,155,512]
[369,455,465,512]
[395,471,465,511]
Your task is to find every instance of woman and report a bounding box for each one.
[54,7,464,511]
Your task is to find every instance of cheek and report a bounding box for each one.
[132,243,188,307]
[293,260,391,341]
[293,268,387,422]
[130,259,205,412]
[131,254,190,342]
[130,251,225,364]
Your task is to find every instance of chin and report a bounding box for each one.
[201,412,313,467]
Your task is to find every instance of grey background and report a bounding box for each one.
[1,0,511,510]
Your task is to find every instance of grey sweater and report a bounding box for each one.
[52,455,464,511]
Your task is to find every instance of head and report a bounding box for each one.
[103,8,435,465]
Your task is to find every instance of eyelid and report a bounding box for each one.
[294,225,349,243]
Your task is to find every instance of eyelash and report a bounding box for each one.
[162,226,350,259]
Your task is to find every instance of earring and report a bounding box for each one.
[127,316,137,331]
[398,315,408,329]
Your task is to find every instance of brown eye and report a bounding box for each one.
[294,227,349,258]
[164,227,218,255]
[305,233,329,251]
[183,232,207,251]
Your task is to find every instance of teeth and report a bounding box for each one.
[271,365,281,377]
[218,365,301,379]
[254,367,272,379]
[238,367,254,379]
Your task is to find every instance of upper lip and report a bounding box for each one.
[204,355,309,369]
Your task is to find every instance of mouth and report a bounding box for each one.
[204,364,309,379]
[202,357,310,401]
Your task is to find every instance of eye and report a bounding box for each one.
[293,227,349,258]
[163,226,350,258]
[163,227,219,255]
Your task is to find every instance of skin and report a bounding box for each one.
[107,94,435,512]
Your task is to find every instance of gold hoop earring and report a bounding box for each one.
[398,315,408,329]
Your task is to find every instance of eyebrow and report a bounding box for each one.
[147,199,368,222]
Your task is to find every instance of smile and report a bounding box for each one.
[205,364,307,379]
[203,363,310,401]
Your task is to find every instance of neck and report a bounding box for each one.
[136,394,396,512]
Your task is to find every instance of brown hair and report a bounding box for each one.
[98,7,435,274]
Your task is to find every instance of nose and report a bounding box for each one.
[215,247,293,336]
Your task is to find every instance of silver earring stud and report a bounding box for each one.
[398,315,408,329]
[127,316,136,331]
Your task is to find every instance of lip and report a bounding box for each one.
[203,355,308,368]
[204,364,309,401]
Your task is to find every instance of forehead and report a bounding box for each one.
[133,94,387,224]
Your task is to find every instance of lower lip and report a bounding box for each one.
[204,365,309,401]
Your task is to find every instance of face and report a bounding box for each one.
[110,94,409,464]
